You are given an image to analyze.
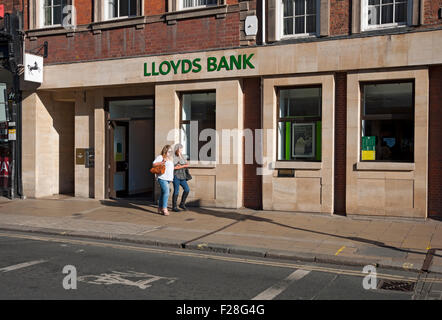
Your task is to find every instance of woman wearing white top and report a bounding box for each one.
[152,145,174,216]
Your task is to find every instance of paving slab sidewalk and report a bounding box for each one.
[0,197,441,274]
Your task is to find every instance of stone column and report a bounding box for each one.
[74,90,95,198]
[21,91,38,198]
[94,89,105,199]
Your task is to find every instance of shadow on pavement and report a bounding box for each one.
[99,199,158,215]
[100,198,438,258]
[186,203,438,258]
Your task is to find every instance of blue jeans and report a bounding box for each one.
[173,176,190,196]
[158,178,170,209]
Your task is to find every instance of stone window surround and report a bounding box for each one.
[346,68,428,218]
[274,161,322,170]
[26,0,235,39]
[262,74,335,213]
[155,80,244,209]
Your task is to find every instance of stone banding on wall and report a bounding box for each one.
[38,29,442,90]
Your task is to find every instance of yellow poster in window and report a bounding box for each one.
[115,153,123,162]
[362,150,376,161]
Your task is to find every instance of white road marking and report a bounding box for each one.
[75,206,103,215]
[252,269,311,300]
[0,231,437,283]
[0,260,47,272]
[78,271,177,289]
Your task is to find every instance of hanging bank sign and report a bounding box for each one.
[143,53,255,77]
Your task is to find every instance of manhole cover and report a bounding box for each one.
[378,280,415,292]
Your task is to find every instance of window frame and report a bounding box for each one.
[361,0,411,32]
[359,79,415,163]
[104,0,140,21]
[279,0,320,39]
[179,90,217,161]
[39,0,68,28]
[276,84,322,162]
[178,0,219,11]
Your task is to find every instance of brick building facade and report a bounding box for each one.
[0,0,441,218]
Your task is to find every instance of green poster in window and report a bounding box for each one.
[361,136,376,161]
[285,122,291,160]
[362,136,376,150]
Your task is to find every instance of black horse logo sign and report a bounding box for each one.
[27,61,41,75]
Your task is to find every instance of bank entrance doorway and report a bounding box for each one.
[105,97,155,199]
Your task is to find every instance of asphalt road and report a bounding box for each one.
[0,230,440,301]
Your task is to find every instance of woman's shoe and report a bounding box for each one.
[179,191,189,210]
[172,194,180,212]
[162,208,170,216]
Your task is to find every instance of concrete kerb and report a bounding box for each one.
[0,223,435,274]
[264,249,316,262]
[0,224,430,273]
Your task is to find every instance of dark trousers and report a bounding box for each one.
[173,176,190,196]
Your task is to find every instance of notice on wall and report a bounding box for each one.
[362,150,375,161]
[8,128,16,141]
[75,148,85,165]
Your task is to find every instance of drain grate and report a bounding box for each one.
[377,280,415,292]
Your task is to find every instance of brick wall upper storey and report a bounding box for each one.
[424,0,442,25]
[274,0,442,39]
[26,13,241,64]
[1,0,442,65]
[330,0,350,36]
[15,0,245,64]
[328,0,442,36]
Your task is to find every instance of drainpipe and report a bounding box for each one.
[262,0,266,45]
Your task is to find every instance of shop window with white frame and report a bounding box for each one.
[360,81,414,162]
[362,0,409,31]
[104,0,138,20]
[277,86,322,161]
[180,0,218,10]
[281,0,318,37]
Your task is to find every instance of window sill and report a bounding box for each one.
[91,16,149,33]
[177,4,218,11]
[165,5,228,24]
[356,162,415,171]
[26,26,73,38]
[188,162,216,169]
[280,33,318,40]
[361,23,407,33]
[275,161,322,170]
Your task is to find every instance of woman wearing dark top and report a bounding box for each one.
[172,143,190,212]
